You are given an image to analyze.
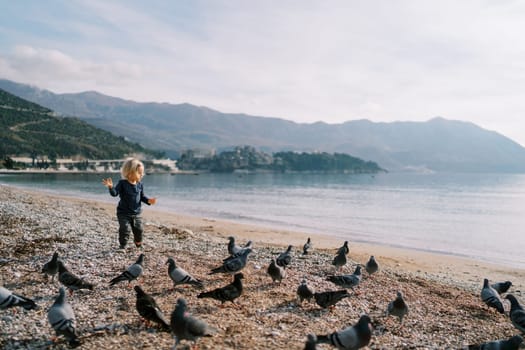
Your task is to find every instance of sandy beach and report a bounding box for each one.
[1,184,524,349]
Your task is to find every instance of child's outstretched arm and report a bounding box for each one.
[102,178,113,188]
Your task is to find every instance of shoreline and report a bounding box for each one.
[15,184,525,293]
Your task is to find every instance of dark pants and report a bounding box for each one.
[117,213,143,247]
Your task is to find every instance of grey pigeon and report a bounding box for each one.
[227,236,242,256]
[42,251,60,281]
[337,241,349,255]
[387,291,409,324]
[276,245,293,268]
[304,334,318,350]
[365,255,379,276]
[491,281,512,295]
[47,287,80,347]
[109,253,144,286]
[314,289,350,309]
[198,273,244,305]
[0,286,37,311]
[134,285,170,331]
[468,335,523,350]
[332,250,347,272]
[506,294,525,333]
[171,298,215,348]
[327,265,362,290]
[167,257,203,289]
[297,279,315,304]
[57,260,94,293]
[481,278,504,314]
[303,237,312,255]
[209,248,252,275]
[267,258,286,284]
[316,314,373,350]
[224,240,253,261]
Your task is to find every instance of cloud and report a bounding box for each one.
[1,45,144,90]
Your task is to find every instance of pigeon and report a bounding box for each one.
[304,334,318,350]
[365,256,379,276]
[0,286,37,311]
[57,260,94,293]
[42,251,60,281]
[491,281,512,295]
[227,236,241,255]
[109,253,144,286]
[267,258,286,284]
[327,265,362,290]
[336,241,349,255]
[197,273,244,305]
[481,278,504,314]
[209,248,252,275]
[506,294,525,333]
[47,287,80,347]
[167,257,203,289]
[468,335,523,350]
[332,250,347,272]
[314,289,351,309]
[224,240,253,261]
[316,314,373,350]
[297,279,315,304]
[134,286,170,331]
[276,245,293,268]
[303,237,312,255]
[386,291,409,324]
[171,298,215,348]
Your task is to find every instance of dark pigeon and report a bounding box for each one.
[58,260,94,293]
[332,250,347,272]
[171,298,215,348]
[327,265,362,290]
[42,251,60,281]
[314,289,350,309]
[336,241,349,255]
[365,255,379,276]
[481,278,504,314]
[468,335,523,350]
[297,279,315,304]
[304,334,318,350]
[506,294,525,333]
[303,237,312,255]
[134,285,170,331]
[491,281,512,295]
[197,273,244,305]
[276,245,293,268]
[387,291,409,324]
[267,258,286,284]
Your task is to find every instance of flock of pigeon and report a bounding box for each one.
[1,235,524,349]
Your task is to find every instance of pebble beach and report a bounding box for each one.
[1,184,524,349]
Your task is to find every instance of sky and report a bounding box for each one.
[2,0,525,145]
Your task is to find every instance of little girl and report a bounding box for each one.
[102,158,156,249]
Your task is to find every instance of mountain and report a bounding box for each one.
[0,88,159,160]
[2,78,525,172]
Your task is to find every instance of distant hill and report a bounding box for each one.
[0,88,160,160]
[2,78,525,172]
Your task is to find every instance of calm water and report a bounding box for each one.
[1,172,524,268]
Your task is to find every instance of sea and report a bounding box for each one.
[1,171,524,269]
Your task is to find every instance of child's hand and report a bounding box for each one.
[148,198,157,205]
[102,178,113,188]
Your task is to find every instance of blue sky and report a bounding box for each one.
[2,0,525,145]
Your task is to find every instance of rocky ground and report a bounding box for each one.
[0,185,523,349]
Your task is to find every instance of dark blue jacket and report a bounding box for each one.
[109,179,151,215]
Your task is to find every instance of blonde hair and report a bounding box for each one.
[121,158,144,180]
